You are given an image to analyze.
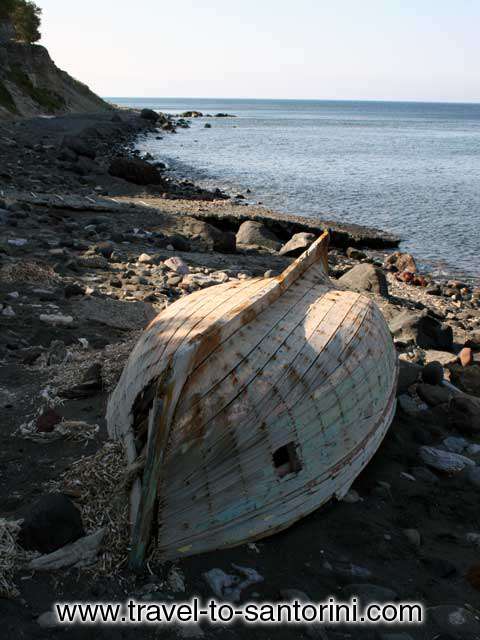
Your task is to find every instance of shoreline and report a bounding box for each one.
[1,108,480,639]
[132,102,480,286]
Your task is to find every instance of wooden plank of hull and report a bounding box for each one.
[106,231,399,566]
[155,295,397,558]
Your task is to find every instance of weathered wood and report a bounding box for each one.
[108,231,398,565]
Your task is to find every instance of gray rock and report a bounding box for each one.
[416,383,452,406]
[236,220,282,251]
[346,247,367,260]
[411,466,439,484]
[397,360,421,393]
[338,263,388,297]
[419,446,475,474]
[109,157,164,186]
[62,134,95,160]
[465,330,480,350]
[424,349,458,366]
[140,108,159,122]
[421,361,444,385]
[188,219,236,253]
[75,297,157,330]
[428,605,480,634]
[398,394,421,416]
[92,241,114,259]
[389,309,453,350]
[37,611,58,628]
[279,232,316,257]
[448,395,480,434]
[378,634,414,640]
[403,528,421,548]
[342,583,397,602]
[18,494,84,554]
[442,436,469,453]
[466,466,480,489]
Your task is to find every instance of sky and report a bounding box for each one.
[38,0,480,102]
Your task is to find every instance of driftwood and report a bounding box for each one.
[107,231,399,568]
[29,528,106,571]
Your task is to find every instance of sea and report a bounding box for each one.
[111,98,480,283]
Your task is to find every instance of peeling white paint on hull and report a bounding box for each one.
[106,231,399,567]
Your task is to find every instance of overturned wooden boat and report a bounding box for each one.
[107,231,398,568]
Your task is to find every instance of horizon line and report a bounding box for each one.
[105,96,480,106]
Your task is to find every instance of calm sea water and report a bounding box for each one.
[112,98,480,282]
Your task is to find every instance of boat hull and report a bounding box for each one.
[107,232,398,564]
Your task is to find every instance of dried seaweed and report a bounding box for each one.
[46,442,130,576]
[0,519,35,598]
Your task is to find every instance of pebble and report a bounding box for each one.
[427,605,480,633]
[40,313,74,326]
[2,305,15,317]
[403,528,421,548]
[137,252,154,264]
[37,611,58,628]
[164,256,190,274]
[466,532,480,547]
[341,489,363,503]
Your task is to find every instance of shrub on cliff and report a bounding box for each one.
[13,0,41,43]
[0,1,18,19]
[0,0,41,43]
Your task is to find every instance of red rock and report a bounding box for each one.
[36,408,62,433]
[459,347,473,367]
[397,270,414,283]
[413,275,427,287]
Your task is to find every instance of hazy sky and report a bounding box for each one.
[38,0,479,102]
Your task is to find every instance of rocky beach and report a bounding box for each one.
[0,102,480,640]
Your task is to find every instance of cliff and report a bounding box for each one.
[0,40,110,120]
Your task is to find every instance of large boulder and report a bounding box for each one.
[448,395,480,434]
[385,251,417,273]
[279,232,316,257]
[183,219,236,253]
[389,309,453,350]
[140,108,159,122]
[416,383,452,407]
[449,363,480,397]
[236,221,282,251]
[108,157,164,185]
[338,263,389,297]
[18,494,84,554]
[61,135,96,160]
[397,359,421,393]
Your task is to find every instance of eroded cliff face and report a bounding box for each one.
[0,40,110,119]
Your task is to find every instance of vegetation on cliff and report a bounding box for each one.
[0,0,41,44]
